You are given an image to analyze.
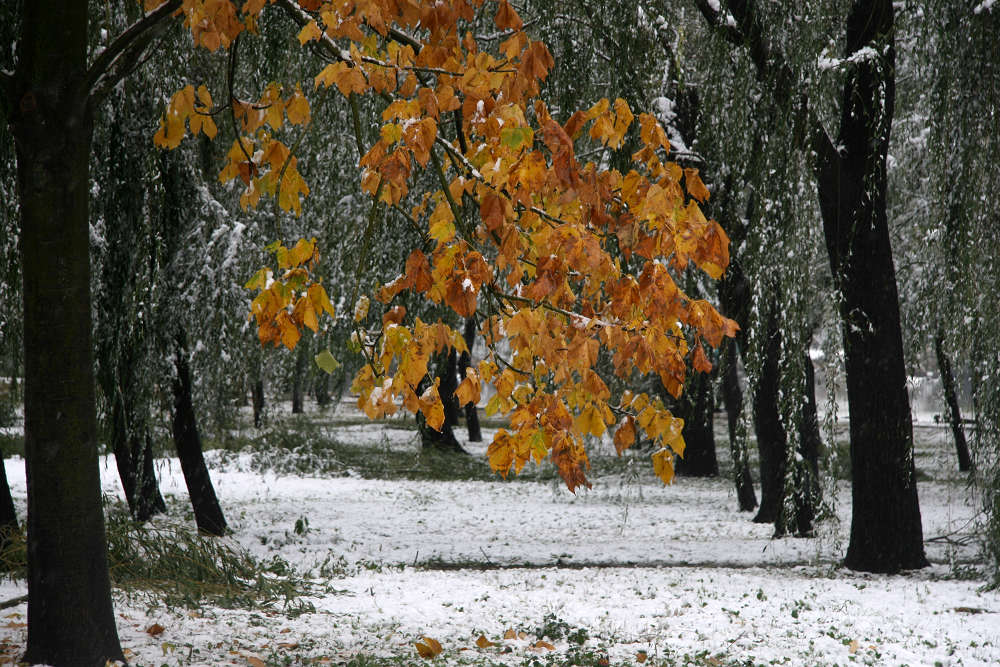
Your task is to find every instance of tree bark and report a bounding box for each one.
[934,332,972,472]
[751,293,785,525]
[812,0,927,571]
[251,376,265,428]
[0,459,18,551]
[674,362,719,477]
[458,317,482,442]
[720,337,757,511]
[171,331,227,536]
[291,342,306,414]
[419,349,468,454]
[9,1,126,661]
[314,370,332,408]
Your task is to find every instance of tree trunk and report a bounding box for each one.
[291,342,306,414]
[251,376,265,428]
[458,317,482,442]
[0,460,18,551]
[420,349,468,454]
[812,0,927,572]
[934,332,972,472]
[171,331,227,536]
[674,362,719,477]
[132,430,166,522]
[9,2,126,661]
[720,337,757,511]
[751,294,785,525]
[791,353,822,536]
[314,371,332,408]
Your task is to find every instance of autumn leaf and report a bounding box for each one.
[145,623,165,637]
[297,20,321,45]
[415,636,443,659]
[475,635,496,648]
[314,349,341,374]
[651,448,675,485]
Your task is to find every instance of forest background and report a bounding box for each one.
[0,0,999,664]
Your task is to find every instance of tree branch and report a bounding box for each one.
[687,0,836,157]
[86,0,182,99]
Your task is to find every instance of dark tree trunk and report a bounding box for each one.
[108,391,165,522]
[791,353,822,536]
[674,363,719,477]
[751,295,785,525]
[251,376,265,428]
[720,338,757,511]
[314,371,332,408]
[291,342,306,414]
[750,287,821,537]
[812,0,927,572]
[934,332,972,472]
[458,317,482,442]
[419,349,468,454]
[171,331,227,536]
[9,2,126,662]
[132,431,166,521]
[0,460,18,550]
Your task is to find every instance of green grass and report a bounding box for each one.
[0,503,325,615]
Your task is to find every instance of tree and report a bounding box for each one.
[692,0,927,572]
[3,0,181,662]
[162,0,737,492]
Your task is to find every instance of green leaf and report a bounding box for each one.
[500,127,533,150]
[314,349,341,374]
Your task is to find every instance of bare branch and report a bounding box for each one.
[86,0,181,98]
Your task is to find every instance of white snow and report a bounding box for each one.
[0,417,996,665]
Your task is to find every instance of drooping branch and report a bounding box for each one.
[86,0,182,102]
[684,0,836,160]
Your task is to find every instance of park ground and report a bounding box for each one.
[0,408,997,666]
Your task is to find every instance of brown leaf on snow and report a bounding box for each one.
[145,623,165,637]
[503,628,517,640]
[415,636,443,658]
[476,634,496,648]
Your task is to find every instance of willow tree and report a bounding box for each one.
[692,0,927,572]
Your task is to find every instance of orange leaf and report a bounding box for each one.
[651,448,675,484]
[475,635,496,648]
[415,636,443,659]
[146,623,165,637]
[494,0,524,30]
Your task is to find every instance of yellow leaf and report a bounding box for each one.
[651,448,674,484]
[286,86,311,125]
[574,404,606,438]
[428,200,456,243]
[415,636,443,659]
[684,168,711,203]
[297,20,321,45]
[454,369,481,407]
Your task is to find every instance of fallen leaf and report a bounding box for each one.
[636,650,648,663]
[503,628,517,640]
[476,635,496,648]
[534,640,555,650]
[146,623,165,637]
[247,657,266,667]
[415,636,443,658]
[848,640,859,654]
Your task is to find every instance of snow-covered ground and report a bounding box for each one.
[0,416,997,666]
